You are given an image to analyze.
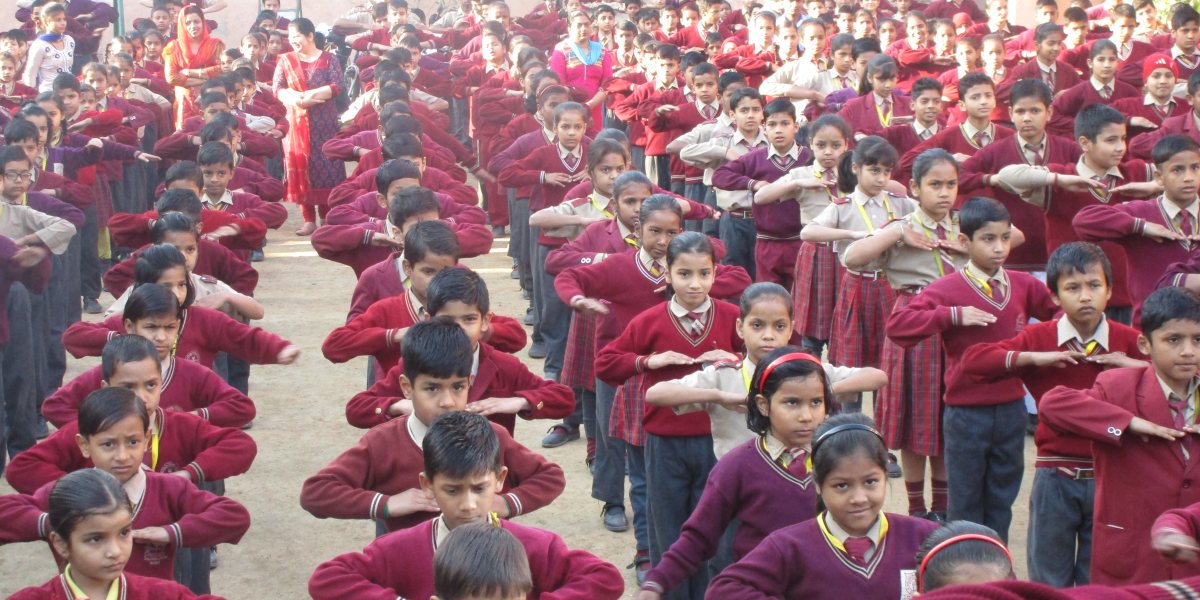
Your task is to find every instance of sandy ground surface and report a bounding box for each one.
[0,205,1039,598]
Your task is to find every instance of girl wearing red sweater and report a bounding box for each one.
[4,469,220,600]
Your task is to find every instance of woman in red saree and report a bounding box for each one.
[273,18,346,235]
[160,5,223,129]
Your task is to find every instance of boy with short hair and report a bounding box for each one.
[431,522,533,600]
[900,72,1014,180]
[1131,70,1200,159]
[614,45,683,186]
[347,267,574,432]
[1003,23,1082,98]
[1041,285,1200,585]
[963,242,1148,586]
[302,320,569,534]
[887,197,1058,541]
[881,77,944,151]
[761,28,853,118]
[195,142,286,232]
[307,409,619,599]
[1169,4,1200,80]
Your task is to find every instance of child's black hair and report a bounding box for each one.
[51,72,81,94]
[1173,3,1200,30]
[956,71,994,104]
[403,220,461,266]
[1009,78,1052,109]
[83,373,151,435]
[376,159,423,195]
[655,43,681,62]
[594,128,630,148]
[1073,103,1124,141]
[614,170,654,201]
[134,244,196,308]
[851,36,882,59]
[198,91,229,110]
[958,196,1011,239]
[150,212,199,245]
[911,148,958,185]
[424,411,502,480]
[811,413,887,489]
[163,163,205,195]
[764,97,797,121]
[739,281,793,318]
[553,101,590,126]
[427,267,490,316]
[691,62,719,80]
[123,282,182,328]
[728,86,764,113]
[829,32,854,54]
[1046,241,1112,293]
[638,193,683,228]
[3,119,38,144]
[196,141,235,169]
[47,469,132,544]
[155,188,203,221]
[1089,38,1117,61]
[587,138,628,172]
[199,123,234,146]
[746,346,831,435]
[916,521,1013,592]
[435,523,533,600]
[1187,71,1200,97]
[838,135,899,194]
[666,230,715,268]
[389,186,441,228]
[401,316,474,384]
[808,114,852,145]
[383,133,425,159]
[910,76,943,100]
[1152,134,1200,167]
[858,54,898,96]
[717,70,746,95]
[0,145,30,171]
[1141,286,1200,336]
[1034,22,1063,45]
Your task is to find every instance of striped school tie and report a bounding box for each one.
[1179,211,1195,237]
[686,311,706,336]
[843,537,872,566]
[782,448,807,478]
[650,260,664,277]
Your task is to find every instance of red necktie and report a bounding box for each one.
[1170,393,1189,430]
[935,224,947,241]
[564,153,578,169]
[702,105,716,120]
[880,98,891,117]
[782,448,807,477]
[1182,212,1195,237]
[1025,143,1043,165]
[843,537,873,566]
[1100,84,1113,100]
[838,75,849,88]
[988,277,1006,302]
[685,311,706,335]
[973,130,990,147]
[1044,69,1056,93]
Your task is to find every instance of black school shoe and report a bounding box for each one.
[541,423,580,448]
[83,297,102,314]
[924,511,948,525]
[886,453,902,478]
[602,504,629,532]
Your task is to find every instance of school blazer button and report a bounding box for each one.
[536,402,545,410]
[375,407,383,414]
[1186,480,1194,490]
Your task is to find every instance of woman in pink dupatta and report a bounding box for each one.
[549,10,613,127]
[273,18,346,235]
[160,5,223,129]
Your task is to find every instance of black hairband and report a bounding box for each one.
[810,423,884,459]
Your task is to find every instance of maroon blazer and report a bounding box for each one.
[1130,111,1200,160]
[837,91,914,137]
[1048,79,1141,137]
[999,59,1082,99]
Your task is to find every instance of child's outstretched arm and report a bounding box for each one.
[827,365,888,396]
[646,367,744,411]
[1040,378,1186,445]
[1154,503,1200,564]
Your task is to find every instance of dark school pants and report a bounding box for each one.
[534,242,569,376]
[0,284,38,473]
[945,399,1027,542]
[646,433,717,600]
[718,213,756,281]
[1027,467,1094,587]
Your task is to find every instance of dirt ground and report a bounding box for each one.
[0,206,1038,598]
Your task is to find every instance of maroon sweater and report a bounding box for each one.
[962,318,1147,469]
[8,573,213,599]
[306,518,623,600]
[497,141,593,244]
[102,238,259,297]
[886,269,1058,407]
[837,91,915,137]
[1131,111,1200,160]
[3,408,257,494]
[41,357,255,429]
[712,145,813,239]
[347,251,404,322]
[310,219,494,277]
[899,123,1015,183]
[299,415,566,532]
[707,513,939,599]
[1048,79,1141,137]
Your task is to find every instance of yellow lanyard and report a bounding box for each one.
[17,194,27,206]
[914,218,953,277]
[1084,340,1099,355]
[741,360,753,392]
[589,195,614,219]
[963,267,996,297]
[64,566,121,600]
[875,98,892,127]
[817,511,889,553]
[149,431,160,470]
[853,194,894,234]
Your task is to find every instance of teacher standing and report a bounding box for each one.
[549,10,613,128]
[160,5,223,129]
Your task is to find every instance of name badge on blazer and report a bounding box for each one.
[899,569,917,600]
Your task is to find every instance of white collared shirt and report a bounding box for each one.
[1076,157,1124,183]
[1019,133,1047,164]
[695,99,720,119]
[963,119,993,143]
[637,247,662,274]
[1158,375,1200,426]
[407,414,430,447]
[557,143,582,164]
[768,143,801,162]
[1161,195,1200,225]
[205,190,234,208]
[1091,76,1115,94]
[668,296,712,320]
[964,260,1009,294]
[1057,315,1111,351]
[823,512,884,562]
[873,92,892,108]
[914,122,939,140]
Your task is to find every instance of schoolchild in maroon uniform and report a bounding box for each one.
[195,143,285,229]
[0,51,35,113]
[886,12,954,92]
[888,197,1058,541]
[615,44,683,187]
[307,411,620,600]
[153,92,278,163]
[880,77,945,157]
[0,387,250,590]
[960,79,1081,274]
[1073,135,1200,315]
[1049,40,1141,137]
[636,350,832,600]
[644,61,719,202]
[712,10,781,89]
[346,268,574,433]
[1040,286,1200,585]
[1131,71,1200,159]
[4,469,222,600]
[1112,53,1188,141]
[595,232,747,598]
[712,98,808,289]
[1166,5,1200,81]
[4,331,257,496]
[963,243,1148,586]
[64,244,299,370]
[837,55,913,138]
[301,319,566,535]
[328,132,477,208]
[1002,24,1082,104]
[900,73,1014,182]
[323,220,525,377]
[707,414,940,599]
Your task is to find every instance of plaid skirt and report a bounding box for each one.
[829,272,896,368]
[793,242,842,341]
[878,291,946,456]
[560,312,596,390]
[609,375,646,447]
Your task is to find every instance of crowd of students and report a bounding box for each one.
[11,0,1200,597]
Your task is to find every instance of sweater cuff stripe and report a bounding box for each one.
[188,462,205,483]
[506,493,523,516]
[370,493,385,520]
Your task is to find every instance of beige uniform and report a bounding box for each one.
[0,203,76,254]
[866,208,968,290]
[681,127,769,211]
[812,189,915,269]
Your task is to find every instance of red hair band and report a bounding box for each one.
[756,351,821,392]
[917,534,1014,593]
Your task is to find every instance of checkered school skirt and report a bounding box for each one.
[793,242,842,341]
[829,271,896,368]
[878,290,945,456]
[609,375,646,447]
[560,311,596,390]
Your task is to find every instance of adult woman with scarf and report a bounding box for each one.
[160,5,224,129]
[549,10,613,128]
[273,18,346,236]
[22,3,75,93]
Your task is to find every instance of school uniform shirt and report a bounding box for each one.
[899,121,1016,183]
[762,62,858,117]
[643,433,820,595]
[1041,366,1200,585]
[712,145,812,238]
[1111,94,1189,140]
[999,59,1081,100]
[307,517,622,600]
[310,219,495,277]
[1131,110,1200,160]
[960,132,1082,272]
[42,357,254,429]
[11,191,84,230]
[544,218,639,276]
[814,189,918,266]
[768,163,845,228]
[497,141,592,239]
[489,125,557,200]
[837,90,914,137]
[707,512,939,599]
[102,238,259,299]
[887,262,1058,407]
[535,192,622,241]
[1175,46,1200,81]
[684,126,768,210]
[1048,77,1141,137]
[882,121,941,157]
[347,252,406,323]
[962,316,1146,472]
[28,168,95,211]
[0,80,38,112]
[627,84,691,157]
[202,189,288,230]
[63,305,290,369]
[8,571,218,599]
[298,415,566,533]
[595,298,743,437]
[321,291,528,375]
[345,342,575,431]
[2,469,249,581]
[3,407,257,494]
[613,78,683,149]
[871,209,971,290]
[1073,195,1198,312]
[645,99,716,184]
[668,23,720,50]
[0,203,76,255]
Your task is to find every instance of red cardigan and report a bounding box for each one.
[1130,111,1200,160]
[102,238,260,298]
[310,219,494,278]
[899,122,1015,183]
[1048,78,1141,137]
[1041,366,1200,585]
[299,415,565,533]
[8,573,220,599]
[837,91,914,137]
